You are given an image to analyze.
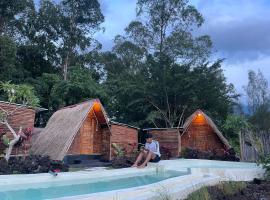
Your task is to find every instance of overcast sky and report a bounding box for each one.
[97,0,270,102]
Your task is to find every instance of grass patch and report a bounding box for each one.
[187,187,210,200]
[186,182,247,200]
[217,181,247,196]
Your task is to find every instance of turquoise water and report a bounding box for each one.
[0,170,186,200]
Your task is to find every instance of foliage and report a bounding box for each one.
[222,115,251,154]
[0,36,18,82]
[0,81,39,106]
[186,187,210,200]
[249,101,270,131]
[34,0,104,80]
[112,143,125,158]
[50,66,106,109]
[245,69,269,114]
[186,182,247,200]
[259,154,270,180]
[0,0,35,35]
[99,0,238,128]
[0,82,39,161]
[1,135,10,146]
[180,147,240,161]
[111,143,139,168]
[104,56,237,127]
[0,0,238,136]
[132,0,212,64]
[0,155,68,175]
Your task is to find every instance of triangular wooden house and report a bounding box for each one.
[144,109,231,157]
[31,99,138,161]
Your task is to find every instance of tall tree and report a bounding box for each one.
[101,0,234,127]
[0,0,35,37]
[245,70,269,114]
[124,0,212,64]
[59,0,104,80]
[0,36,17,82]
[23,0,104,80]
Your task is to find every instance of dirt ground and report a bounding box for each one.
[209,180,270,200]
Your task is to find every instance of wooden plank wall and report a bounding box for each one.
[240,131,270,162]
[110,124,138,159]
[181,116,226,155]
[0,103,36,155]
[101,127,111,160]
[149,129,180,158]
[68,110,104,155]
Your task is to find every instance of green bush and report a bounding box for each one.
[259,154,270,180]
[186,187,210,200]
[185,182,247,200]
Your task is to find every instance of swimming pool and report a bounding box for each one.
[0,170,188,200]
[0,159,264,200]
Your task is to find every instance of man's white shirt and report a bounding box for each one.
[145,140,161,157]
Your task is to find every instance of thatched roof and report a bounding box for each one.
[30,99,109,160]
[182,109,231,149]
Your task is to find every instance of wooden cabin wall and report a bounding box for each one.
[110,125,138,159]
[68,110,103,155]
[0,103,36,155]
[149,129,180,158]
[101,127,111,161]
[181,115,225,155]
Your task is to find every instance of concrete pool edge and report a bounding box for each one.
[0,159,265,200]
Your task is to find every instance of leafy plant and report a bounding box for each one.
[222,115,251,155]
[186,182,247,200]
[2,135,10,146]
[112,143,125,158]
[259,154,270,180]
[0,81,39,161]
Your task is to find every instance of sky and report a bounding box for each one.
[97,0,270,102]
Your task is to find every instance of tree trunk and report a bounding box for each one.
[63,54,69,81]
[3,122,21,162]
[5,134,20,161]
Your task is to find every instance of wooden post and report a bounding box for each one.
[178,128,181,156]
[239,131,243,161]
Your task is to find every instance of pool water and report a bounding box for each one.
[0,170,187,200]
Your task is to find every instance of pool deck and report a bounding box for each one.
[0,159,265,200]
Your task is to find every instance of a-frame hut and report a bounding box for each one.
[181,110,230,154]
[31,99,138,161]
[144,110,231,158]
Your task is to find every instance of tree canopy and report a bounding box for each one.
[0,0,238,131]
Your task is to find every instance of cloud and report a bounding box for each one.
[194,0,270,61]
[223,54,270,102]
[190,0,270,100]
[97,0,137,51]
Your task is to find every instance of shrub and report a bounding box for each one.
[259,154,270,180]
[186,182,247,200]
[111,143,138,168]
[180,147,240,161]
[0,155,68,174]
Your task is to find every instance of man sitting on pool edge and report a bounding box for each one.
[132,133,161,168]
